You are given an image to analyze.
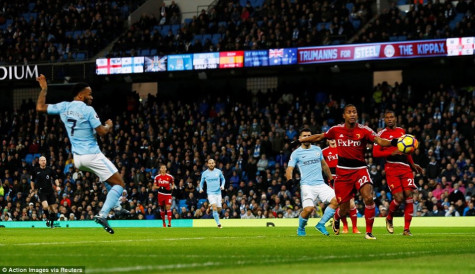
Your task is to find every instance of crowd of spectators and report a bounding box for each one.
[354,0,475,43]
[110,0,373,56]
[0,81,474,223]
[0,0,145,64]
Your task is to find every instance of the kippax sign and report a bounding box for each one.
[0,65,38,80]
[298,39,450,64]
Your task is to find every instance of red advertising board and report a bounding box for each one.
[219,51,244,68]
[298,39,448,64]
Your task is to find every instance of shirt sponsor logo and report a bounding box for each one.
[337,139,361,147]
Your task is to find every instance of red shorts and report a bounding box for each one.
[385,164,416,194]
[158,194,172,207]
[335,167,372,204]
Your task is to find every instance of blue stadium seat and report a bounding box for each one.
[351,19,361,29]
[160,25,171,36]
[28,2,36,11]
[171,24,180,35]
[398,35,407,41]
[150,48,157,55]
[25,154,34,164]
[389,36,398,42]
[346,3,354,12]
[211,33,222,45]
[449,13,465,30]
[218,21,227,28]
[184,18,193,25]
[65,31,74,38]
[197,199,208,208]
[141,48,150,56]
[178,199,188,213]
[75,52,86,60]
[73,30,83,39]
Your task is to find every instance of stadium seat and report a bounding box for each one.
[171,24,180,35]
[75,52,86,61]
[184,18,193,25]
[197,199,207,208]
[150,48,157,55]
[25,154,34,164]
[141,48,150,56]
[73,30,83,39]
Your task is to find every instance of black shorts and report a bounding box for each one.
[39,189,56,205]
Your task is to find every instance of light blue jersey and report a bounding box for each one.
[200,168,225,195]
[288,145,325,186]
[47,101,102,155]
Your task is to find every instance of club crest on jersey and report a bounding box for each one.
[356,134,361,139]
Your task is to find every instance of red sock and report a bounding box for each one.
[341,215,348,227]
[334,207,341,221]
[364,204,375,233]
[404,198,414,230]
[160,211,166,223]
[167,210,172,226]
[350,207,358,228]
[387,200,399,220]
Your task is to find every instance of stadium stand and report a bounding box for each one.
[109,0,374,56]
[0,82,474,221]
[0,0,146,64]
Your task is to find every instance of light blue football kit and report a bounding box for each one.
[288,145,336,236]
[47,101,122,219]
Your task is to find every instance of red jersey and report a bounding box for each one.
[373,127,413,168]
[324,123,376,168]
[154,174,174,195]
[322,146,338,175]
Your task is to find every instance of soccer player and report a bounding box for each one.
[199,159,225,228]
[286,128,339,236]
[322,139,360,234]
[153,164,175,227]
[30,156,60,228]
[299,104,398,240]
[373,110,423,236]
[36,74,125,234]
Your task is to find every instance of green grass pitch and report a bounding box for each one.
[1,226,474,273]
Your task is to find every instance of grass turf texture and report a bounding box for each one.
[1,227,474,274]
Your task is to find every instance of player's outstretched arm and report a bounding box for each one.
[321,160,333,181]
[374,136,398,147]
[95,119,113,136]
[36,74,48,113]
[299,133,324,143]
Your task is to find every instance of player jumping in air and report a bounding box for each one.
[36,74,125,234]
[373,110,423,236]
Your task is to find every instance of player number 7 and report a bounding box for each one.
[67,118,77,136]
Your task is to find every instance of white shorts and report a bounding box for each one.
[208,194,222,207]
[301,184,335,208]
[73,153,118,182]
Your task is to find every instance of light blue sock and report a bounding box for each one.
[99,185,124,218]
[104,182,121,208]
[318,207,336,225]
[299,215,308,229]
[212,210,220,225]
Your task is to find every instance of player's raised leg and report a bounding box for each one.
[95,172,125,234]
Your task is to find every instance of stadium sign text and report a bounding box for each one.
[0,65,38,80]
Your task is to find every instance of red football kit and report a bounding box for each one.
[154,173,174,206]
[324,123,376,203]
[322,146,338,176]
[373,127,416,194]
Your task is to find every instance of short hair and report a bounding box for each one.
[71,82,90,98]
[343,104,356,113]
[299,127,312,136]
[384,109,395,116]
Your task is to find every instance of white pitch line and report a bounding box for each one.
[85,251,448,273]
[0,236,265,246]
